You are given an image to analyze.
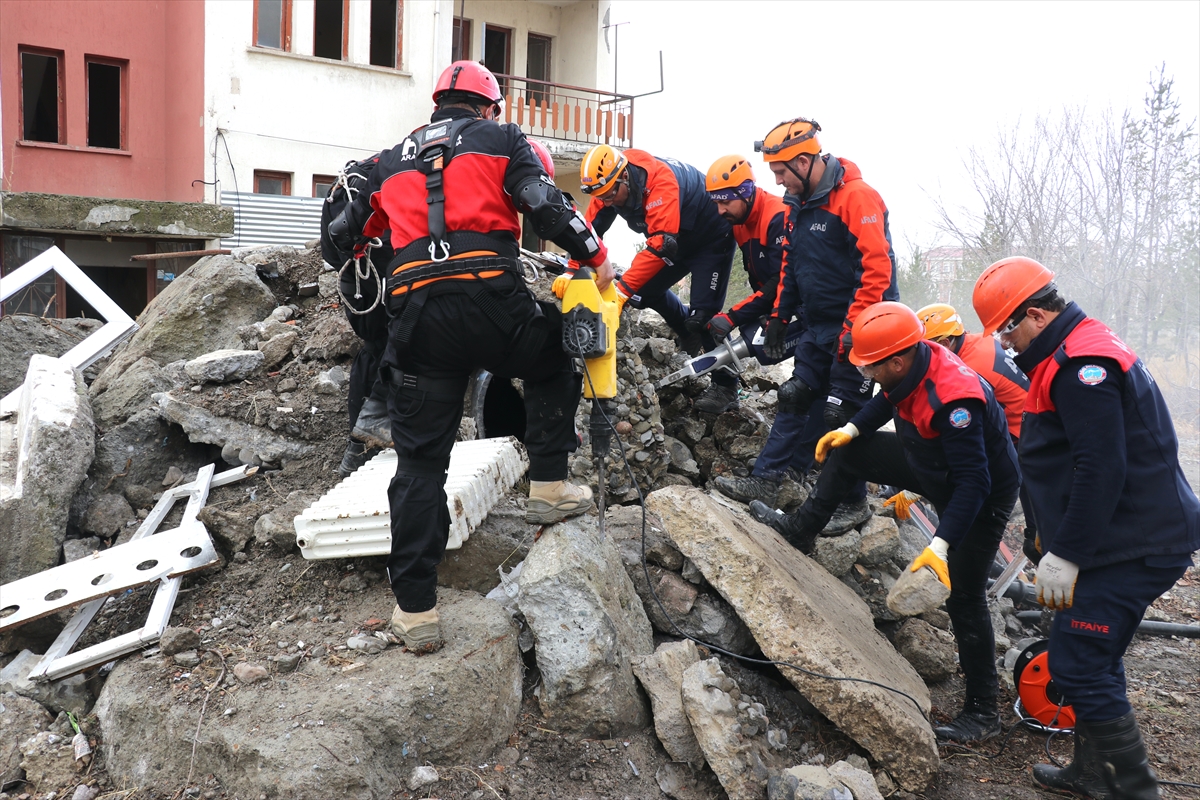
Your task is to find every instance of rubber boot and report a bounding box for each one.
[1033,724,1108,798]
[821,498,872,536]
[694,382,739,414]
[749,500,822,554]
[391,605,442,652]
[714,474,780,505]
[526,480,595,524]
[934,696,1001,743]
[351,397,393,449]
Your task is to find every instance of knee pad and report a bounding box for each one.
[823,397,849,429]
[778,378,818,415]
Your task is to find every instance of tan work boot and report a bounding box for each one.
[390,605,442,651]
[526,480,595,524]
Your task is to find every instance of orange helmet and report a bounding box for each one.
[580,144,628,196]
[706,154,756,200]
[528,138,555,179]
[917,303,966,340]
[973,257,1055,335]
[848,302,926,366]
[755,117,821,163]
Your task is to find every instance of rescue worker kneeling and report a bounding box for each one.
[975,257,1199,799]
[750,302,1019,743]
[342,61,613,650]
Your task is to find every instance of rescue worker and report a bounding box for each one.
[563,145,737,399]
[973,257,1199,799]
[337,61,613,649]
[694,153,790,413]
[717,118,899,519]
[915,303,1037,554]
[752,301,1020,743]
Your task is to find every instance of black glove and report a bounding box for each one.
[823,398,848,429]
[764,317,789,361]
[837,328,853,364]
[1022,528,1043,566]
[706,313,735,342]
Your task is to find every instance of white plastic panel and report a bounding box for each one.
[295,437,528,560]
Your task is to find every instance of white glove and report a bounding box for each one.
[1035,552,1080,610]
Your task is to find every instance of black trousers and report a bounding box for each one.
[806,431,1017,702]
[347,340,388,429]
[384,278,580,612]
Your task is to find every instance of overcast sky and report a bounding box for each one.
[599,0,1200,265]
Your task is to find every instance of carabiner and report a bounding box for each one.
[429,240,451,263]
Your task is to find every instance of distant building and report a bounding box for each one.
[2,0,623,317]
[924,246,965,299]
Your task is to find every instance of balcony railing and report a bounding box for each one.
[496,74,633,148]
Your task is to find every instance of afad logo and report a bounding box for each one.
[949,407,972,428]
[1078,364,1108,385]
[809,222,826,232]
[645,197,664,210]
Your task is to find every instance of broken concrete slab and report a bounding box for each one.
[0,355,95,584]
[518,515,653,736]
[153,392,316,465]
[827,760,885,800]
[437,496,532,594]
[631,640,704,766]
[184,349,265,384]
[88,356,172,428]
[0,191,233,240]
[894,618,957,684]
[646,486,938,792]
[681,657,773,799]
[95,588,521,799]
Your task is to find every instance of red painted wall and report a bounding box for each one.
[1,0,205,203]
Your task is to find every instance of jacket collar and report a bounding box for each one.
[884,341,931,406]
[430,106,481,123]
[1013,302,1086,374]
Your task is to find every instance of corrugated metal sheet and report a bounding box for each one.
[220,191,324,249]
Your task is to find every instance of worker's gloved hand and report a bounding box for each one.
[884,490,921,520]
[593,257,615,291]
[909,536,951,589]
[1022,529,1043,566]
[763,317,789,360]
[837,328,853,364]
[613,282,630,315]
[552,273,572,300]
[1035,552,1079,610]
[706,313,735,342]
[815,423,859,464]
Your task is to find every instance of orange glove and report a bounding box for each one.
[908,536,951,589]
[884,490,921,520]
[814,423,859,464]
[552,274,572,299]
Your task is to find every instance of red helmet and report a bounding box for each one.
[433,61,503,106]
[528,138,555,178]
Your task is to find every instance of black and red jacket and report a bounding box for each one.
[352,107,605,288]
[954,332,1029,438]
[1014,303,1200,568]
[852,341,1019,547]
[726,188,787,326]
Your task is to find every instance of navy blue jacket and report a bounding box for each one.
[772,156,899,342]
[852,342,1020,547]
[1015,303,1200,569]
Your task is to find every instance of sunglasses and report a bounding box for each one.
[999,306,1030,336]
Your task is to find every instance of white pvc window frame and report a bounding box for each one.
[0,245,138,416]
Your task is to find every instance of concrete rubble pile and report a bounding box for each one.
[1,241,1049,799]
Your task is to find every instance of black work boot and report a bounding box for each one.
[934,696,1001,743]
[821,498,872,536]
[351,397,393,449]
[677,331,705,357]
[338,439,373,477]
[715,475,780,505]
[1035,713,1161,800]
[694,382,739,414]
[749,500,821,554]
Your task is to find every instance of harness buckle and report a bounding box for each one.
[429,240,451,263]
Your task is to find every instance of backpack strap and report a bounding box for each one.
[413,117,476,262]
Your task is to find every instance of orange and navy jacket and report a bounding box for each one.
[851,341,1019,548]
[1013,303,1199,568]
[574,150,730,297]
[725,188,787,326]
[955,332,1029,438]
[352,107,606,286]
[771,156,898,342]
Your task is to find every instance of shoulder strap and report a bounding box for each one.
[414,117,477,262]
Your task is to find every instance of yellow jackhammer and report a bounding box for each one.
[561,267,621,539]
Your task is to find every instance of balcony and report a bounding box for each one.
[496,74,633,149]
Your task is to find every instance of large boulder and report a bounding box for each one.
[95,589,521,799]
[681,658,774,800]
[90,254,275,396]
[0,356,94,584]
[645,486,938,792]
[517,515,654,736]
[88,356,172,428]
[631,640,704,766]
[894,618,957,684]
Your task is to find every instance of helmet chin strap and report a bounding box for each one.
[785,154,818,200]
